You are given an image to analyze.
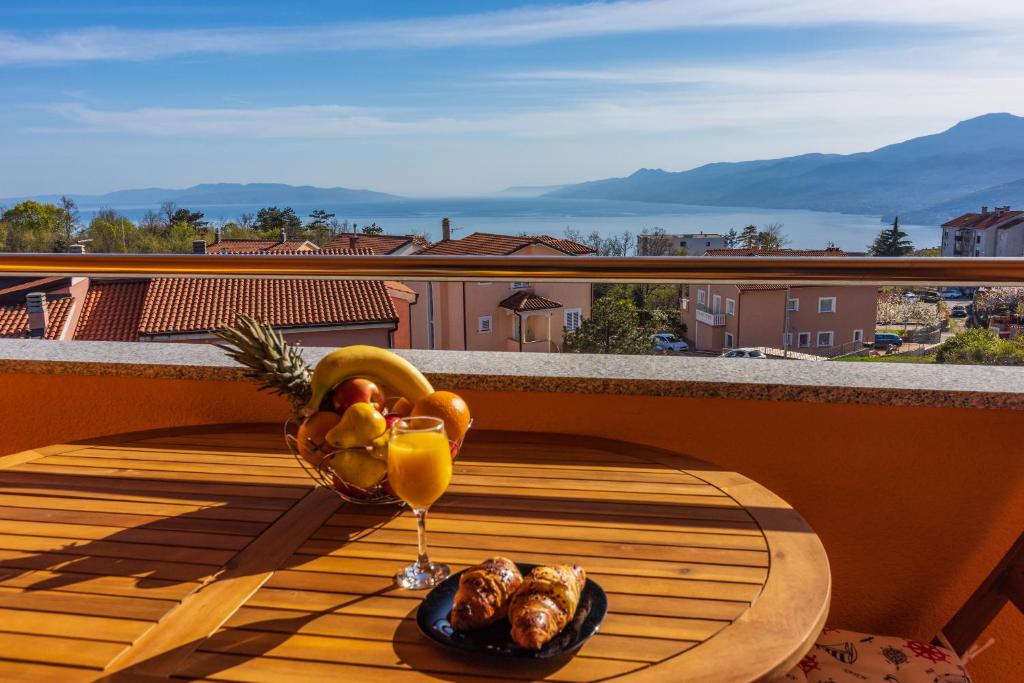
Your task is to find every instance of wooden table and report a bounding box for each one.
[0,424,829,682]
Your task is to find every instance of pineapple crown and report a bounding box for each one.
[214,314,312,416]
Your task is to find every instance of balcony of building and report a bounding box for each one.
[0,252,1021,681]
[695,308,726,326]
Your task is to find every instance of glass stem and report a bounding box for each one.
[414,507,430,567]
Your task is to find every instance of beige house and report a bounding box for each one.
[412,228,594,352]
[681,248,878,354]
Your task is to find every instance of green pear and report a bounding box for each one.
[326,402,387,449]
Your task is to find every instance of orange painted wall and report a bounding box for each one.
[0,372,1020,679]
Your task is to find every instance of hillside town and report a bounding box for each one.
[1,201,1019,365]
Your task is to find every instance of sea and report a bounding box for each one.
[77,197,938,251]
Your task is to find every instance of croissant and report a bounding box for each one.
[509,564,586,650]
[450,557,523,631]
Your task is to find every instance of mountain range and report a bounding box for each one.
[548,113,1024,225]
[4,182,399,209]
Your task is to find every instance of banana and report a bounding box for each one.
[302,345,434,416]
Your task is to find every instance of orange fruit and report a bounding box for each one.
[389,396,413,417]
[296,411,340,466]
[412,391,471,443]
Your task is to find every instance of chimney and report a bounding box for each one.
[981,206,989,214]
[279,230,287,244]
[26,292,48,339]
[214,227,222,244]
[442,217,451,242]
[192,240,207,254]
[67,243,85,254]
[348,234,358,250]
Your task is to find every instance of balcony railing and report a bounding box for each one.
[696,309,726,326]
[3,253,1024,285]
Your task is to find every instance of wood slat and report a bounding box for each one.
[0,504,269,538]
[0,606,152,642]
[0,632,127,668]
[71,447,302,469]
[0,519,253,551]
[32,455,310,480]
[0,469,305,500]
[0,659,98,682]
[0,532,239,566]
[0,585,175,621]
[16,462,311,488]
[0,548,219,583]
[0,569,197,601]
[0,492,282,523]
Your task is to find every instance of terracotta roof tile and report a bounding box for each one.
[137,278,396,336]
[75,281,149,341]
[736,284,789,292]
[499,291,563,311]
[208,247,374,256]
[0,296,74,340]
[704,248,848,257]
[207,239,318,254]
[325,234,428,253]
[420,232,594,256]
[942,210,1023,229]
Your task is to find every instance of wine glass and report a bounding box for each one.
[387,416,453,589]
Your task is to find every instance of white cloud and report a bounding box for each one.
[2,0,1022,64]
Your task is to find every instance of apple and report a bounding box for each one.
[332,378,383,414]
[449,441,460,459]
[385,413,403,429]
[296,411,341,466]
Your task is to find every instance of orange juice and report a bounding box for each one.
[387,431,452,509]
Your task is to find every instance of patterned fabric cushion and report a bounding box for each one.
[782,627,972,683]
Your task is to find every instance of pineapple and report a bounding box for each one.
[214,314,311,416]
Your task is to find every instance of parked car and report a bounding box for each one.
[721,348,767,359]
[950,305,968,318]
[651,333,688,353]
[919,291,939,303]
[941,289,962,300]
[901,291,919,302]
[873,333,903,348]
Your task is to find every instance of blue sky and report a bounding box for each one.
[1,0,1022,197]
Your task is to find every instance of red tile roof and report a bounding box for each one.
[0,296,74,339]
[704,248,848,257]
[736,284,789,292]
[499,291,563,311]
[942,210,1024,230]
[420,232,594,256]
[325,234,428,253]
[207,239,318,254]
[75,281,149,341]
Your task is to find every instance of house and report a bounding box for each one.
[638,232,727,255]
[413,222,594,352]
[941,206,1024,257]
[0,249,415,348]
[681,248,878,354]
[324,232,428,255]
[201,229,319,254]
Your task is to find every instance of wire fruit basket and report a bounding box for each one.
[285,417,471,505]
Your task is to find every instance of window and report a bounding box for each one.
[816,331,834,347]
[681,298,688,311]
[697,289,706,305]
[726,298,735,316]
[976,235,982,243]
[798,332,811,348]
[564,308,582,332]
[706,241,711,247]
[787,298,799,311]
[680,241,687,248]
[712,294,721,314]
[477,315,491,333]
[724,332,734,348]
[511,282,531,290]
[512,316,521,341]
[818,297,836,313]
[783,332,793,347]
[853,329,863,343]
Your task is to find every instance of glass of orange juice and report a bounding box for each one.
[388,416,453,589]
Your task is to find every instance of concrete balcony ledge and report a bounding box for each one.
[1,339,1023,411]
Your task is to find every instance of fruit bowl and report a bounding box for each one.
[285,418,471,505]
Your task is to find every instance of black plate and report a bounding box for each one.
[416,563,607,659]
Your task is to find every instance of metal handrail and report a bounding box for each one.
[1,253,1024,285]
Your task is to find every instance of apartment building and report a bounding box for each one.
[681,248,878,353]
[638,232,726,255]
[413,226,594,352]
[941,206,1024,257]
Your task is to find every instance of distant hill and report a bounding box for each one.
[3,182,400,209]
[899,177,1024,225]
[548,113,1024,222]
[498,184,569,197]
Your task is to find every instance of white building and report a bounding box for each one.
[941,206,1024,257]
[638,232,727,255]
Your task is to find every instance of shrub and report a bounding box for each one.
[935,328,1024,366]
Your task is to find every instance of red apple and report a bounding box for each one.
[332,378,383,414]
[385,413,403,429]
[449,441,460,459]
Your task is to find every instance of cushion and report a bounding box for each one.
[782,627,972,682]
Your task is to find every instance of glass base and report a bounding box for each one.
[394,559,451,590]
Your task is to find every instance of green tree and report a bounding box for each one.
[563,292,666,354]
[84,208,138,253]
[757,223,788,250]
[361,222,384,236]
[935,328,1024,365]
[307,209,336,244]
[723,228,739,248]
[254,206,302,236]
[168,207,209,231]
[869,217,914,256]
[56,196,79,252]
[0,200,66,252]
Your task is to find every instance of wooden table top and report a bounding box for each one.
[0,424,829,682]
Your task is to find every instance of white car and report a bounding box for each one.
[901,292,919,302]
[651,333,688,353]
[940,290,962,300]
[721,348,767,359]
